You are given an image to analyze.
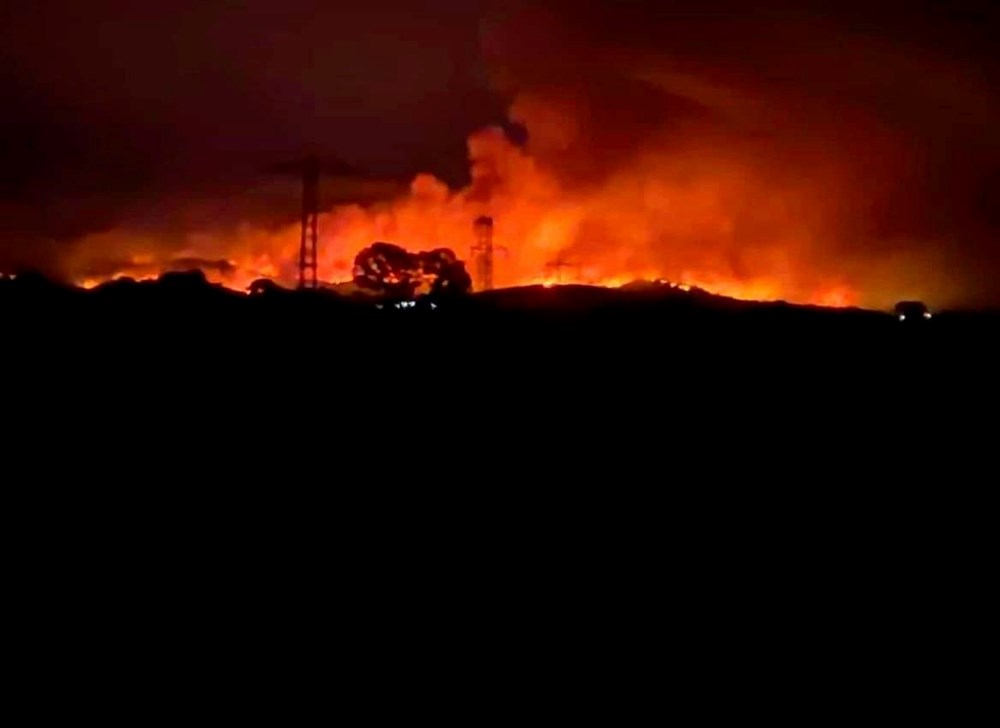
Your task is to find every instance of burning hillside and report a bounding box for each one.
[2,3,997,310]
[52,117,878,306]
[44,8,987,310]
[62,81,960,309]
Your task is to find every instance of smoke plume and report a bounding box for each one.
[2,1,998,308]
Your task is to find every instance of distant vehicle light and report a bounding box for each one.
[894,300,929,322]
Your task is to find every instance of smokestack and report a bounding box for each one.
[472,216,494,291]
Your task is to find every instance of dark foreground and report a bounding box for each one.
[4,272,997,453]
[4,271,996,367]
[3,273,993,717]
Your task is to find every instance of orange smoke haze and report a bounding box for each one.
[66,89,956,309]
[4,2,998,310]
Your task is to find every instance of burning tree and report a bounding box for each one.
[352,243,471,299]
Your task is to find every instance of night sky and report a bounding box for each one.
[2,1,998,304]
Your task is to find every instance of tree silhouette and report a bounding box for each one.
[421,248,472,296]
[353,242,419,298]
[353,243,472,299]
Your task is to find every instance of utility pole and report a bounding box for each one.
[545,255,578,284]
[471,216,508,291]
[266,154,357,290]
[298,156,320,289]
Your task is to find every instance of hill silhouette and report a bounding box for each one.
[3,268,995,561]
[2,268,996,338]
[2,269,996,425]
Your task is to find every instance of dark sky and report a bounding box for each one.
[2,0,999,302]
[0,2,502,239]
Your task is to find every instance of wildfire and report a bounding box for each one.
[64,95,886,308]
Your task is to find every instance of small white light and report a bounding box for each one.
[899,314,906,321]
[923,311,932,319]
[430,303,437,310]
[375,304,383,310]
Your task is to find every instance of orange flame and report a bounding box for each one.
[67,99,895,308]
